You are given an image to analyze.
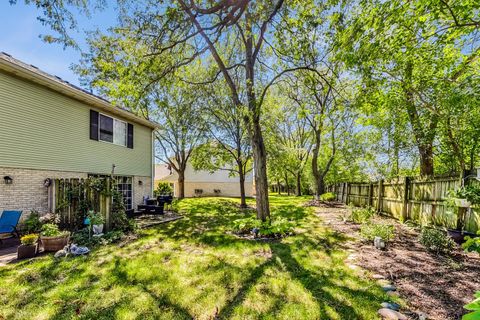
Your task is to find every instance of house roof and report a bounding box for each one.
[0,52,159,129]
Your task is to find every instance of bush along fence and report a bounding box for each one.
[47,178,113,231]
[328,174,480,233]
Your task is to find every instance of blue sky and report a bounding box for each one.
[0,2,117,86]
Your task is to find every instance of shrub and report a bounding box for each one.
[349,206,376,223]
[419,227,455,254]
[40,224,68,237]
[232,217,261,234]
[360,223,395,242]
[258,218,295,237]
[20,234,38,246]
[154,182,173,196]
[23,210,42,234]
[319,192,336,201]
[72,229,125,247]
[231,217,295,237]
[462,231,480,255]
[463,291,480,319]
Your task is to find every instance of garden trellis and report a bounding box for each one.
[48,178,112,231]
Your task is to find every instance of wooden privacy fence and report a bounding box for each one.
[328,176,480,233]
[47,178,112,231]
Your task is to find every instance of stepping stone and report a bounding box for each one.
[377,279,391,286]
[382,284,397,292]
[381,302,400,311]
[372,274,385,279]
[378,308,407,320]
[387,291,400,297]
[347,254,357,260]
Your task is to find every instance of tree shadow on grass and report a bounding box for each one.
[216,240,385,320]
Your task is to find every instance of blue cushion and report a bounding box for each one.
[0,210,22,233]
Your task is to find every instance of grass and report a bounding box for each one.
[0,195,391,319]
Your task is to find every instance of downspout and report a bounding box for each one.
[151,129,155,197]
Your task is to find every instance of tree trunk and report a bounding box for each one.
[316,177,325,199]
[177,170,185,199]
[418,144,434,177]
[251,129,270,220]
[295,172,302,196]
[238,167,247,208]
[277,181,281,195]
[284,172,290,196]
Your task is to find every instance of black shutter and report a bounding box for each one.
[127,123,134,149]
[90,110,99,141]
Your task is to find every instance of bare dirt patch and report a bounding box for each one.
[313,202,480,320]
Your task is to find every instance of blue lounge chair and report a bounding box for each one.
[0,210,22,240]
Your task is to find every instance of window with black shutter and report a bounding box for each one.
[90,110,99,141]
[90,110,132,148]
[127,123,134,149]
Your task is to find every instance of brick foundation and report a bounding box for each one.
[0,167,151,221]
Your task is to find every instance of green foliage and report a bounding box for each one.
[462,231,480,255]
[319,192,336,201]
[463,292,480,320]
[72,228,125,247]
[232,216,295,237]
[20,234,38,246]
[154,182,173,196]
[40,224,68,237]
[23,210,42,234]
[360,223,395,242]
[452,185,480,206]
[110,191,136,232]
[259,218,295,237]
[87,210,104,226]
[419,228,455,255]
[231,217,261,234]
[348,206,376,224]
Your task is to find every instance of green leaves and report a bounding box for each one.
[463,292,480,320]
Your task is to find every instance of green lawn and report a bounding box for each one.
[0,195,389,319]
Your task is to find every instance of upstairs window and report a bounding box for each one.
[90,110,133,148]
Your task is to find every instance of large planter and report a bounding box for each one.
[17,244,38,259]
[40,234,70,252]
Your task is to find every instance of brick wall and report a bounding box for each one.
[133,175,152,206]
[0,167,151,220]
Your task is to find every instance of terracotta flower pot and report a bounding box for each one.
[40,234,70,252]
[17,244,38,259]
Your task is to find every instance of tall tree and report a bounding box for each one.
[338,0,479,176]
[75,33,206,198]
[190,80,252,207]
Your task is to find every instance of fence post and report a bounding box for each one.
[346,183,351,205]
[376,179,384,213]
[368,182,374,207]
[402,176,410,222]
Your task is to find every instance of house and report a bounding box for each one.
[0,53,157,215]
[155,163,253,198]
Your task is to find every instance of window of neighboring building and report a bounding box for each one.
[99,114,127,146]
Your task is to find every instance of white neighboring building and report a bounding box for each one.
[154,163,254,198]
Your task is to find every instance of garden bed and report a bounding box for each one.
[313,202,480,320]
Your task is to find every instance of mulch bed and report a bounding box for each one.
[313,202,480,320]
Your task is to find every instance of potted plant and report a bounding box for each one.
[87,210,105,235]
[17,234,38,259]
[40,223,70,252]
